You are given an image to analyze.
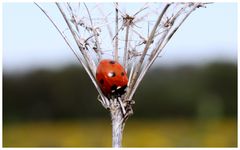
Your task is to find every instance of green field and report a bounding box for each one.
[3,118,237,147]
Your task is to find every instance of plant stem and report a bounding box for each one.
[123,24,130,72]
[111,107,124,147]
[114,2,119,62]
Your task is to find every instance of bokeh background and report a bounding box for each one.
[2,2,237,147]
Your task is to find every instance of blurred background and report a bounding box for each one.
[2,2,237,147]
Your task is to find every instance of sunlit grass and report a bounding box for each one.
[3,118,237,147]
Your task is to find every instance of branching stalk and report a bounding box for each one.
[126,3,171,98]
[129,3,202,99]
[56,3,97,75]
[36,2,207,147]
[35,2,109,107]
[83,3,102,61]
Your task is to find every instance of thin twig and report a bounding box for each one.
[132,12,151,25]
[97,6,114,41]
[113,2,125,16]
[131,28,146,43]
[123,24,130,72]
[127,57,136,86]
[83,3,102,61]
[114,2,119,62]
[67,3,79,32]
[133,3,149,17]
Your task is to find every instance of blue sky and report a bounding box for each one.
[3,3,238,73]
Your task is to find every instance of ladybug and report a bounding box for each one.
[96,59,128,98]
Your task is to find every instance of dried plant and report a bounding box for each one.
[35,2,208,147]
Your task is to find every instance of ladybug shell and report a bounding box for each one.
[96,59,128,97]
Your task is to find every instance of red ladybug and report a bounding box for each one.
[96,59,128,98]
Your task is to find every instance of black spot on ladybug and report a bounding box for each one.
[100,79,104,85]
[111,84,117,93]
[109,60,115,64]
[108,72,116,77]
[121,72,125,76]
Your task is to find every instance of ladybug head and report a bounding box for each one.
[110,84,128,97]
